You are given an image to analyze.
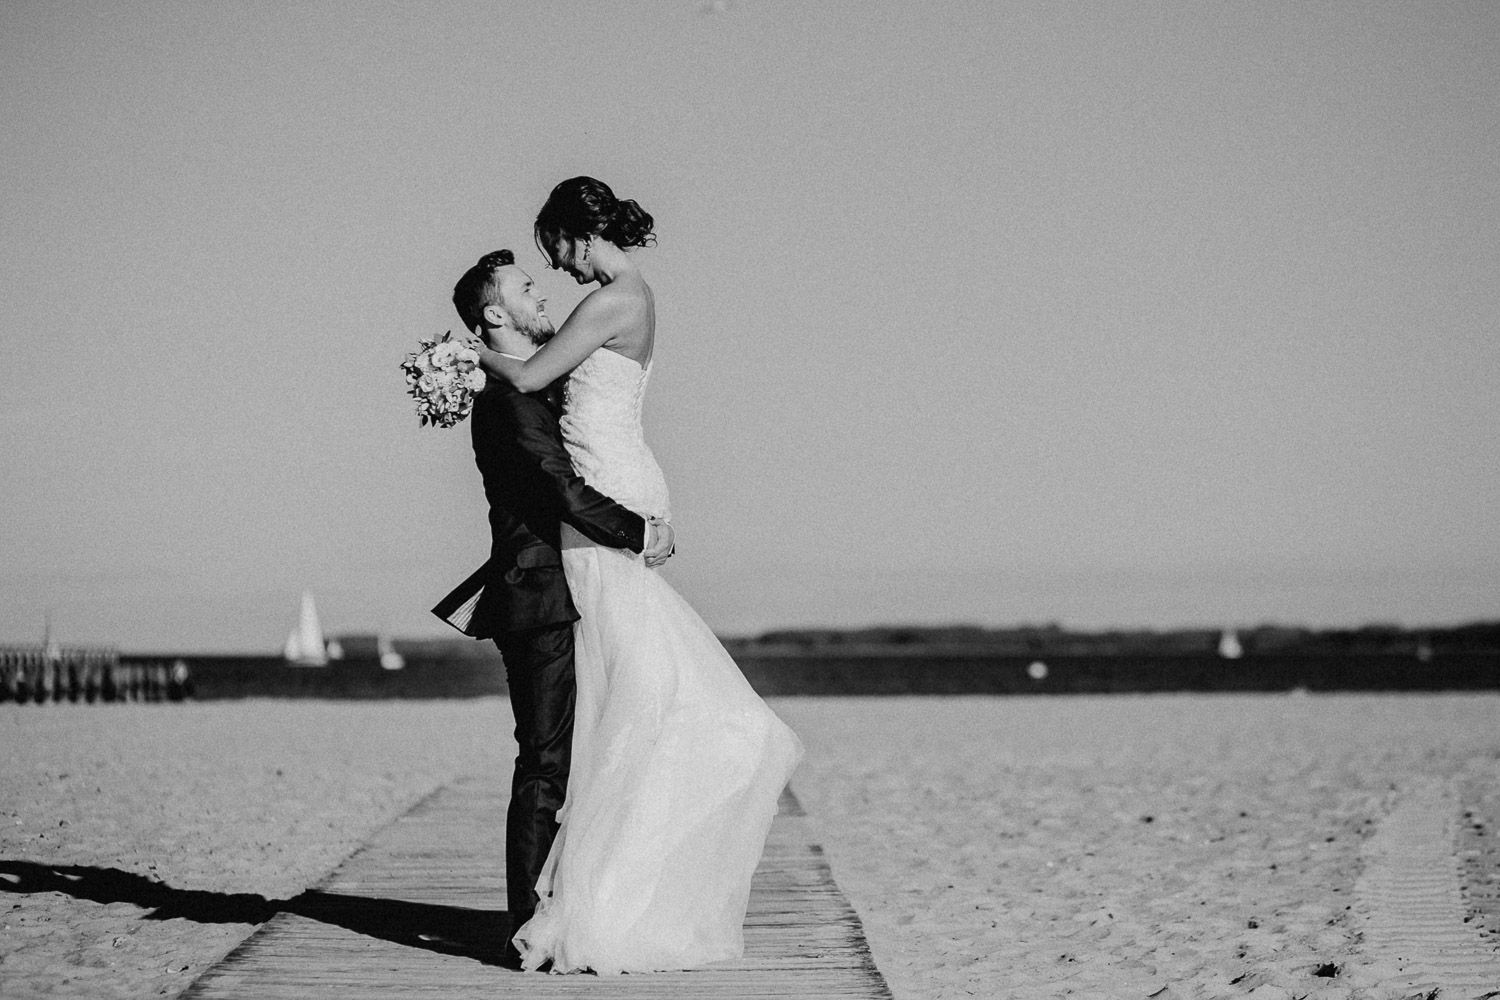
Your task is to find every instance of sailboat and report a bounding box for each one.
[283,591,328,666]
[377,634,405,671]
[1217,628,1244,660]
[325,632,406,671]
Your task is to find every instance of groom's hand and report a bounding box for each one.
[644,518,674,568]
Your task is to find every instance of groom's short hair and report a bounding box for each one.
[452,249,516,332]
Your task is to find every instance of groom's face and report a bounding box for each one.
[494,265,554,344]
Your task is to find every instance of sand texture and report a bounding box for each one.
[4,694,1499,999]
[2,701,510,998]
[774,695,1500,1000]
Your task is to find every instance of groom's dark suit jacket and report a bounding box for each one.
[432,379,645,638]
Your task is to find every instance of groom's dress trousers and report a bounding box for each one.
[442,380,645,922]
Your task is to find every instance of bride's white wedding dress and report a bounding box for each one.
[512,346,804,974]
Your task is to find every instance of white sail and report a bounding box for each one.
[1217,628,1243,660]
[378,634,405,671]
[284,591,328,666]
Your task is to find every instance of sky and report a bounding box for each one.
[2,1,1497,652]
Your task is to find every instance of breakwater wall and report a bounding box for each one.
[94,649,1500,700]
[731,649,1499,696]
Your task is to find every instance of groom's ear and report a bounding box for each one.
[481,304,508,330]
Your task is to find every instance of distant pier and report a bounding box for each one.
[1,646,191,704]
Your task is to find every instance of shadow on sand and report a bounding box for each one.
[0,858,513,966]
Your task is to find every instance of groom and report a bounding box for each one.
[433,249,672,961]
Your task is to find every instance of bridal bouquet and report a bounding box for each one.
[400,334,487,428]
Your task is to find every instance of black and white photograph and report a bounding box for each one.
[3,3,1498,998]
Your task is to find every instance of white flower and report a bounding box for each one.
[403,333,482,429]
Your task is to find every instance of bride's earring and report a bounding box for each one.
[580,239,591,264]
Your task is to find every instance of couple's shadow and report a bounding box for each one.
[0,858,512,967]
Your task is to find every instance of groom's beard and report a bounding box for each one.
[508,306,555,346]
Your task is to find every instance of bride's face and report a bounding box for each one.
[548,235,593,285]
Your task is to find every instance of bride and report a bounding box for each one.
[470,177,803,974]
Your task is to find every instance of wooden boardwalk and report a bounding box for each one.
[184,777,891,999]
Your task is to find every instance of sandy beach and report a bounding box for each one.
[3,693,1498,999]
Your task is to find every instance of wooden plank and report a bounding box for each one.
[184,779,890,999]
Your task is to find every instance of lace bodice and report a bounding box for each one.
[559,348,670,520]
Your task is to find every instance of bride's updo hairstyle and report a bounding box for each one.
[534,176,655,265]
